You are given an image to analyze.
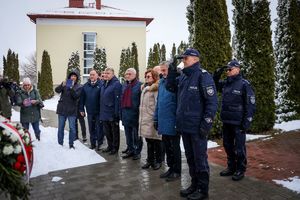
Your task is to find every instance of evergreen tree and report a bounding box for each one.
[37,71,41,89]
[3,49,20,83]
[187,0,195,45]
[39,50,54,100]
[93,47,107,73]
[192,0,232,72]
[131,42,139,79]
[177,41,189,55]
[118,48,132,78]
[66,51,80,78]
[152,43,161,66]
[147,48,154,68]
[160,44,166,61]
[171,43,176,58]
[275,0,300,121]
[248,0,276,131]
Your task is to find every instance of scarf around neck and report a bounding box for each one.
[121,79,138,108]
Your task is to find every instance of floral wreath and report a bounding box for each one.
[0,115,33,200]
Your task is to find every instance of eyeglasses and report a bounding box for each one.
[145,75,152,79]
[226,68,233,72]
[125,73,132,75]
[23,84,30,86]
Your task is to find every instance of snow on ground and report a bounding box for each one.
[180,138,219,153]
[43,95,60,112]
[246,134,270,142]
[273,176,300,194]
[274,120,300,132]
[11,110,106,178]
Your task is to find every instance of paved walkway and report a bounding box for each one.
[14,110,300,199]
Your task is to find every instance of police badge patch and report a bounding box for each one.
[206,86,214,96]
[250,96,255,104]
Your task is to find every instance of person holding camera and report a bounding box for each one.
[55,69,81,149]
[16,77,42,141]
[167,48,218,200]
[154,61,181,182]
[100,67,122,155]
[213,60,256,181]
[0,76,15,119]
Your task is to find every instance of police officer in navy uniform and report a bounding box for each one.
[167,48,218,200]
[213,60,256,181]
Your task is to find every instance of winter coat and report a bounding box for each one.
[166,62,218,135]
[55,70,81,116]
[120,79,142,127]
[0,85,14,118]
[16,86,42,123]
[79,80,102,115]
[216,74,256,130]
[154,78,177,135]
[139,81,161,140]
[100,76,122,121]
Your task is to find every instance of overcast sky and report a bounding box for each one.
[0,0,277,70]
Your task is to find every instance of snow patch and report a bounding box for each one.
[43,95,60,112]
[10,110,106,178]
[246,134,270,142]
[273,176,300,194]
[51,176,63,182]
[274,120,300,132]
[180,138,219,153]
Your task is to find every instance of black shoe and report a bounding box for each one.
[122,152,134,159]
[109,150,118,155]
[141,162,152,169]
[232,171,245,181]
[122,148,129,154]
[82,138,87,142]
[96,145,102,151]
[102,148,111,153]
[165,172,181,182]
[220,168,235,176]
[36,135,40,141]
[152,162,162,170]
[187,190,208,200]
[180,185,197,197]
[132,154,141,160]
[160,170,172,178]
[90,145,96,150]
[69,145,75,149]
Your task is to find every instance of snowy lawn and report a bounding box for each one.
[274,120,300,132]
[11,110,106,178]
[273,176,300,194]
[43,95,60,112]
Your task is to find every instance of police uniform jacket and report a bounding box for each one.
[216,74,256,130]
[172,62,218,135]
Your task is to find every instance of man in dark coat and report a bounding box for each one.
[120,68,143,160]
[167,48,218,200]
[100,67,122,155]
[213,60,256,181]
[55,69,81,149]
[154,61,181,182]
[79,69,103,150]
[0,76,15,119]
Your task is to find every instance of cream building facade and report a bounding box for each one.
[28,0,153,84]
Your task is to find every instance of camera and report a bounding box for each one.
[168,56,181,71]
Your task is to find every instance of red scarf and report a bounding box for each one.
[121,79,138,108]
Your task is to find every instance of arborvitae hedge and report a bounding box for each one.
[39,50,54,100]
[3,49,20,83]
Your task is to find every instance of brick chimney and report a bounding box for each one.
[96,0,101,9]
[69,0,84,8]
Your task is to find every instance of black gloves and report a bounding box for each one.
[213,66,227,83]
[153,121,158,131]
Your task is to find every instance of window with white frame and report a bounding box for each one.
[83,32,96,82]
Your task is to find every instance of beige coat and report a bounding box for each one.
[138,81,161,140]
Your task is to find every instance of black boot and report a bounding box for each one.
[187,190,208,200]
[220,168,235,176]
[141,162,152,169]
[232,171,245,181]
[180,179,197,197]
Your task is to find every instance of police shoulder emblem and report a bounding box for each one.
[206,86,214,96]
[250,96,255,104]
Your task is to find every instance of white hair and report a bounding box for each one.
[23,77,31,85]
[126,68,136,75]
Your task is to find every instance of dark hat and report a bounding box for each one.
[177,48,200,59]
[227,60,240,68]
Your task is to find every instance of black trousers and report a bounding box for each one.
[145,138,162,164]
[103,121,120,151]
[75,114,86,139]
[162,134,181,174]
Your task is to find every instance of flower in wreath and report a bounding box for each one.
[0,116,33,200]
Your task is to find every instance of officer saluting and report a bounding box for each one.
[213,60,256,181]
[167,48,218,200]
